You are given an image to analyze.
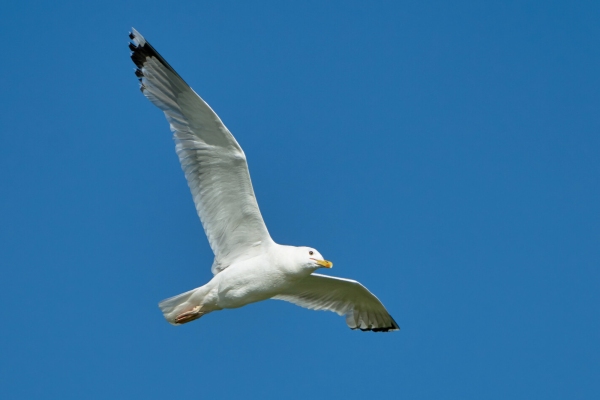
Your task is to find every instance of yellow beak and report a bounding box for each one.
[313,259,333,268]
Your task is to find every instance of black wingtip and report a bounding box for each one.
[351,315,400,332]
[128,30,182,80]
[370,325,400,332]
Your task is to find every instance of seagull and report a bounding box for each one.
[128,28,399,332]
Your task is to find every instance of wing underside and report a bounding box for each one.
[273,273,399,332]
[129,29,272,273]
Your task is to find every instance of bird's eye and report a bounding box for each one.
[309,251,314,255]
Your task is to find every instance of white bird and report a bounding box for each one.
[129,28,399,331]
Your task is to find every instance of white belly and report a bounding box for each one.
[211,256,308,309]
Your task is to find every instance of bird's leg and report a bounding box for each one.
[174,306,204,324]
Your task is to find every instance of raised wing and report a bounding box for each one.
[273,274,399,331]
[129,28,272,273]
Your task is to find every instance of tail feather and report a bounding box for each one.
[158,288,197,325]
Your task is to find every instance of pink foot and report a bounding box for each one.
[175,306,203,324]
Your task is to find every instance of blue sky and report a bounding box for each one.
[1,1,599,398]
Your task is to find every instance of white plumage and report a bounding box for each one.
[129,28,399,331]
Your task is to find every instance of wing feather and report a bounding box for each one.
[129,28,272,273]
[273,273,399,332]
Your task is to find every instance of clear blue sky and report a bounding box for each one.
[1,1,599,398]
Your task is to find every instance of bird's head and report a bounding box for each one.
[294,246,333,271]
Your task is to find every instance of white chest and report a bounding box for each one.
[212,254,309,309]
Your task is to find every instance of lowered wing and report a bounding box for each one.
[273,273,399,331]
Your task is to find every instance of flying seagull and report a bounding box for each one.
[128,28,399,331]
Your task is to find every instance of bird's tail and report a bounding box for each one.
[158,288,198,325]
